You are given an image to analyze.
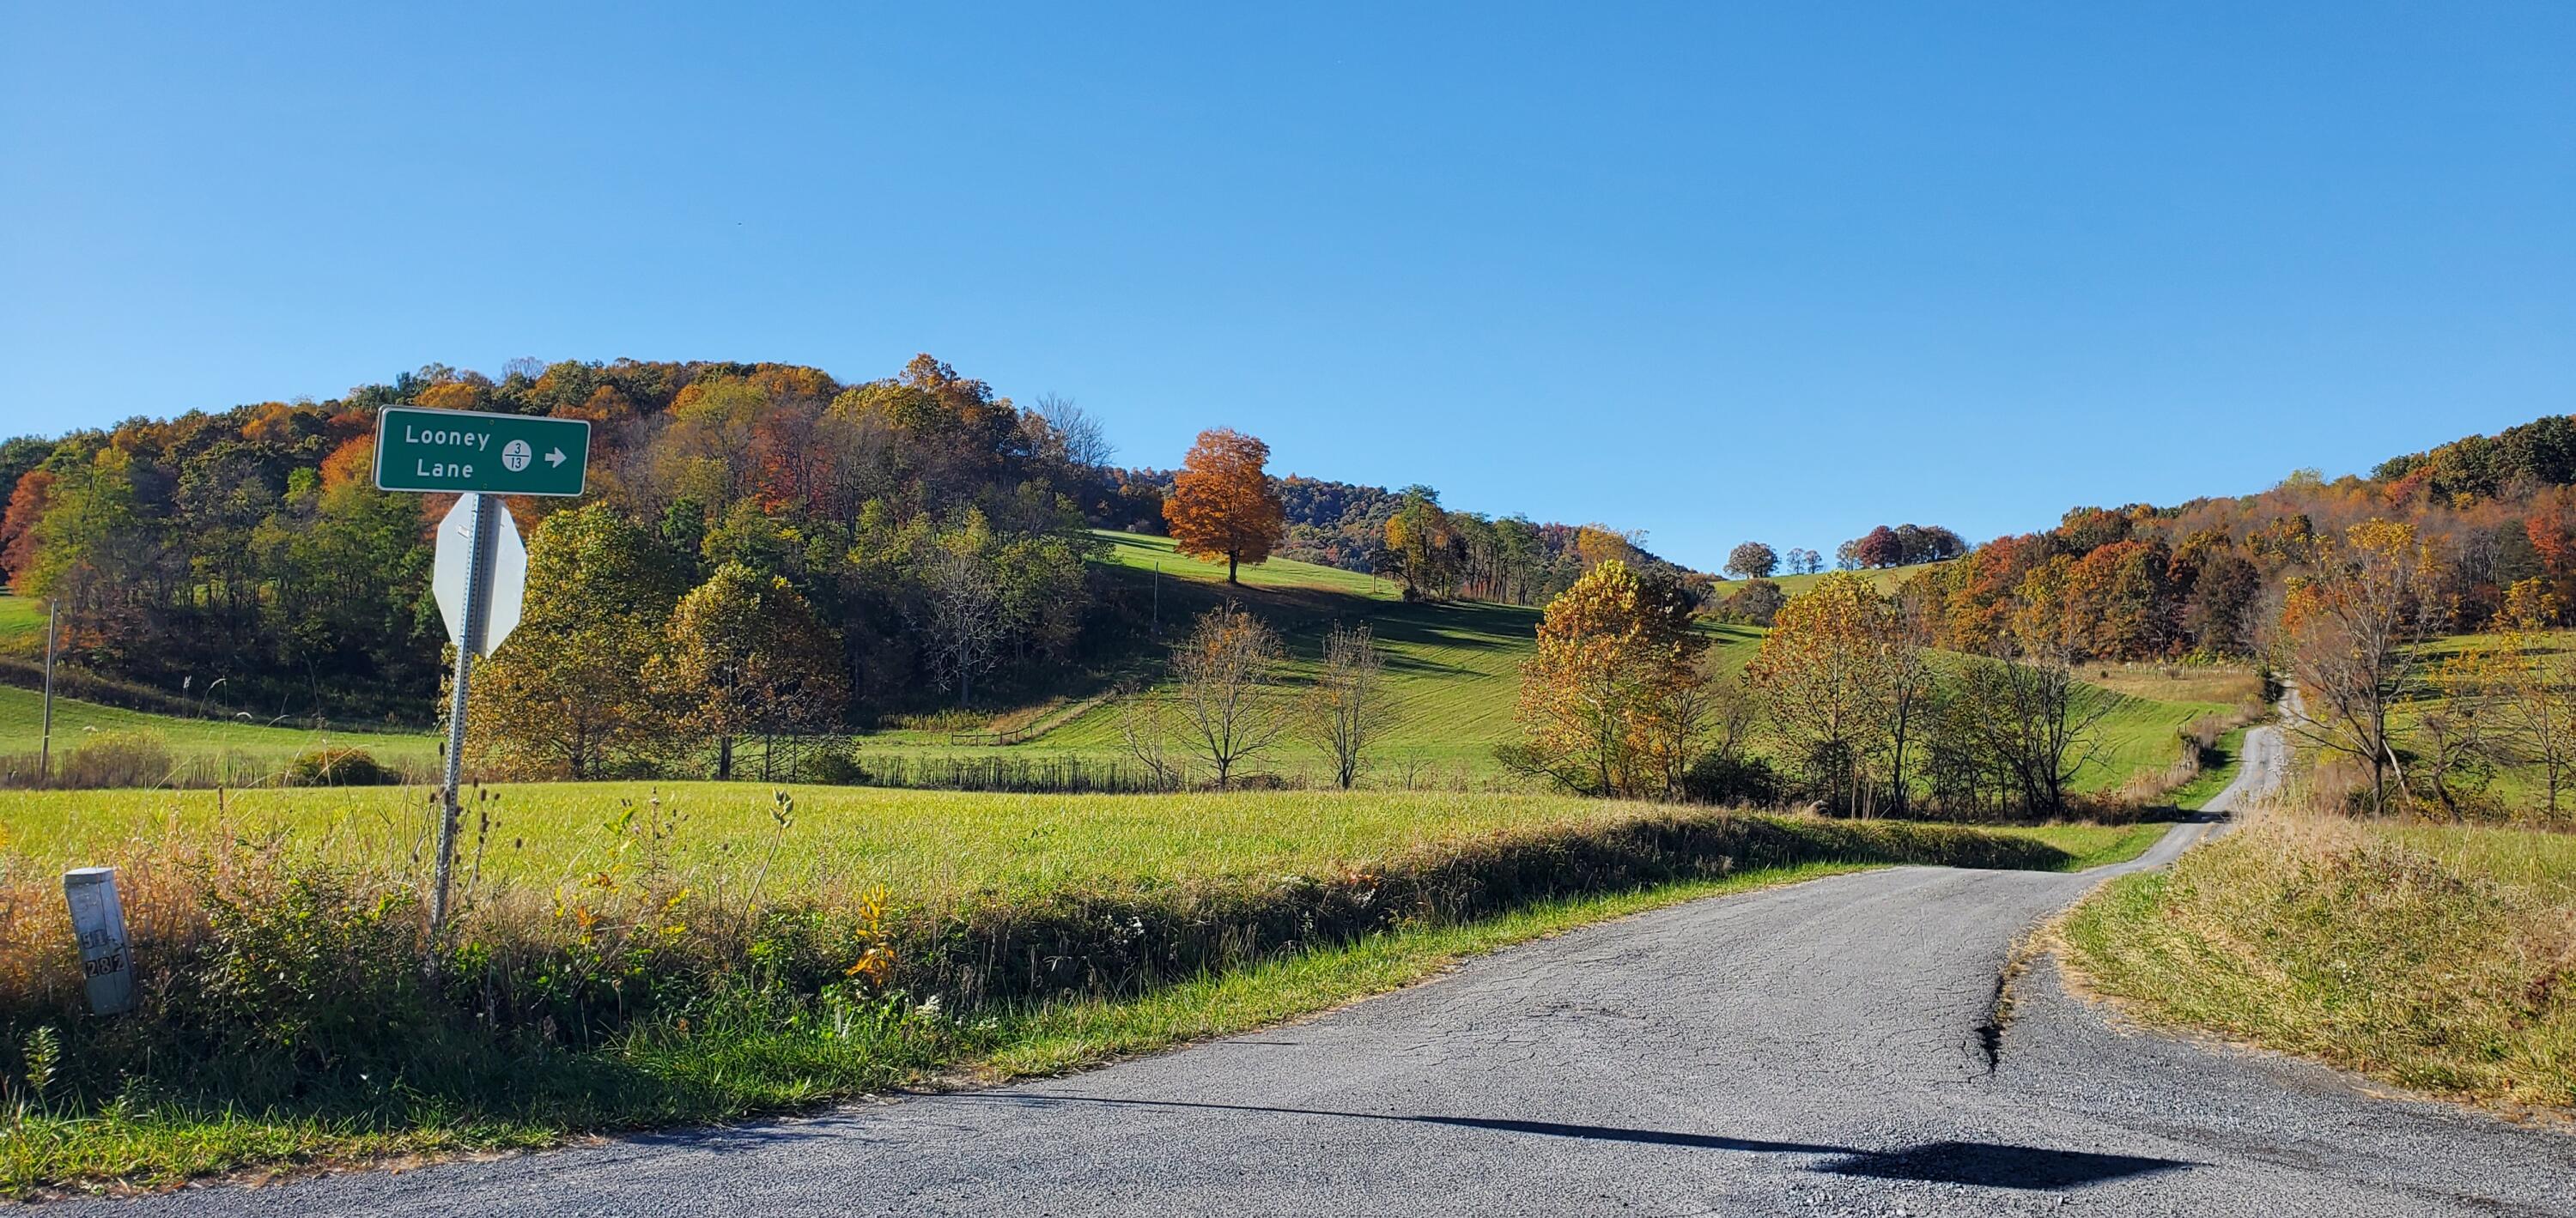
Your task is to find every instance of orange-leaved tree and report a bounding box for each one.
[1165,428,1285,584]
[1511,558,1707,797]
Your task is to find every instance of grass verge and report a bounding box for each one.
[2061,811,2575,1118]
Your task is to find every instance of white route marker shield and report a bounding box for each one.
[431,496,527,656]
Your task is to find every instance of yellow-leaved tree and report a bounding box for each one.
[465,504,689,779]
[1747,570,1912,814]
[648,562,848,782]
[1510,558,1706,797]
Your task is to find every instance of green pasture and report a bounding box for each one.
[0,782,2164,906]
[2072,683,2236,793]
[2383,631,2576,819]
[1713,561,1947,598]
[0,682,436,779]
[0,595,45,656]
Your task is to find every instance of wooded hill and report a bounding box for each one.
[0,355,1685,729]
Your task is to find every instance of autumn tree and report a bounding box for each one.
[1304,621,1394,789]
[2451,632,2576,821]
[1165,428,1285,584]
[1849,526,1903,569]
[466,505,689,779]
[2281,519,2438,814]
[650,562,848,781]
[1713,578,1785,627]
[1382,486,1460,600]
[1510,559,1708,797]
[1955,644,2112,817]
[1724,542,1778,580]
[0,467,53,585]
[1170,603,1296,788]
[920,515,1008,707]
[1572,524,1642,571]
[1746,572,1903,813]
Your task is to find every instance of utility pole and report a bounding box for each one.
[39,599,58,787]
[1152,561,1162,639]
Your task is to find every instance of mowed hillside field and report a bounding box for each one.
[0,536,2245,798]
[854,532,2243,796]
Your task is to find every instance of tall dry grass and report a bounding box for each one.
[2064,797,2576,1115]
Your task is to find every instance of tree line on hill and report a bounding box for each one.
[1511,412,2576,823]
[1704,418,2576,664]
[0,355,1121,734]
[0,354,1676,765]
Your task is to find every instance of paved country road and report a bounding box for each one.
[54,718,2573,1216]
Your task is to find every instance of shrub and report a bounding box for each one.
[1680,753,1781,806]
[56,731,174,789]
[799,743,866,785]
[191,858,436,1076]
[283,748,394,787]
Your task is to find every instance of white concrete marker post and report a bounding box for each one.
[64,868,134,1015]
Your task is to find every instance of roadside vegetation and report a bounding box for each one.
[0,788,2164,1195]
[2063,805,2573,1118]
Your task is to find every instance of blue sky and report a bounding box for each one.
[3,3,2569,571]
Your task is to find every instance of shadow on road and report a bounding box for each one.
[1814,1140,2190,1190]
[971,1094,2196,1191]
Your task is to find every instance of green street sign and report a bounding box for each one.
[374,406,591,496]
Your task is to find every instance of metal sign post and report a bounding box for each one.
[429,494,503,938]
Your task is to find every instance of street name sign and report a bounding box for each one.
[432,494,526,657]
[374,405,591,496]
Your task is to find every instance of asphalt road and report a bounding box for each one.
[63,717,2573,1216]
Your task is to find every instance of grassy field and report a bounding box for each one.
[0,597,44,657]
[2063,809,2574,1117]
[0,682,436,783]
[0,782,2161,905]
[0,787,2172,1194]
[877,533,2230,797]
[861,530,1768,776]
[2375,630,2576,820]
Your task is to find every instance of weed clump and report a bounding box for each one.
[56,731,175,791]
[283,748,395,787]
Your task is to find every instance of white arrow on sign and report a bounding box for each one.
[544,447,567,467]
[431,496,526,657]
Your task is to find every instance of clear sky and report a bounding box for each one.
[3,3,2570,571]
